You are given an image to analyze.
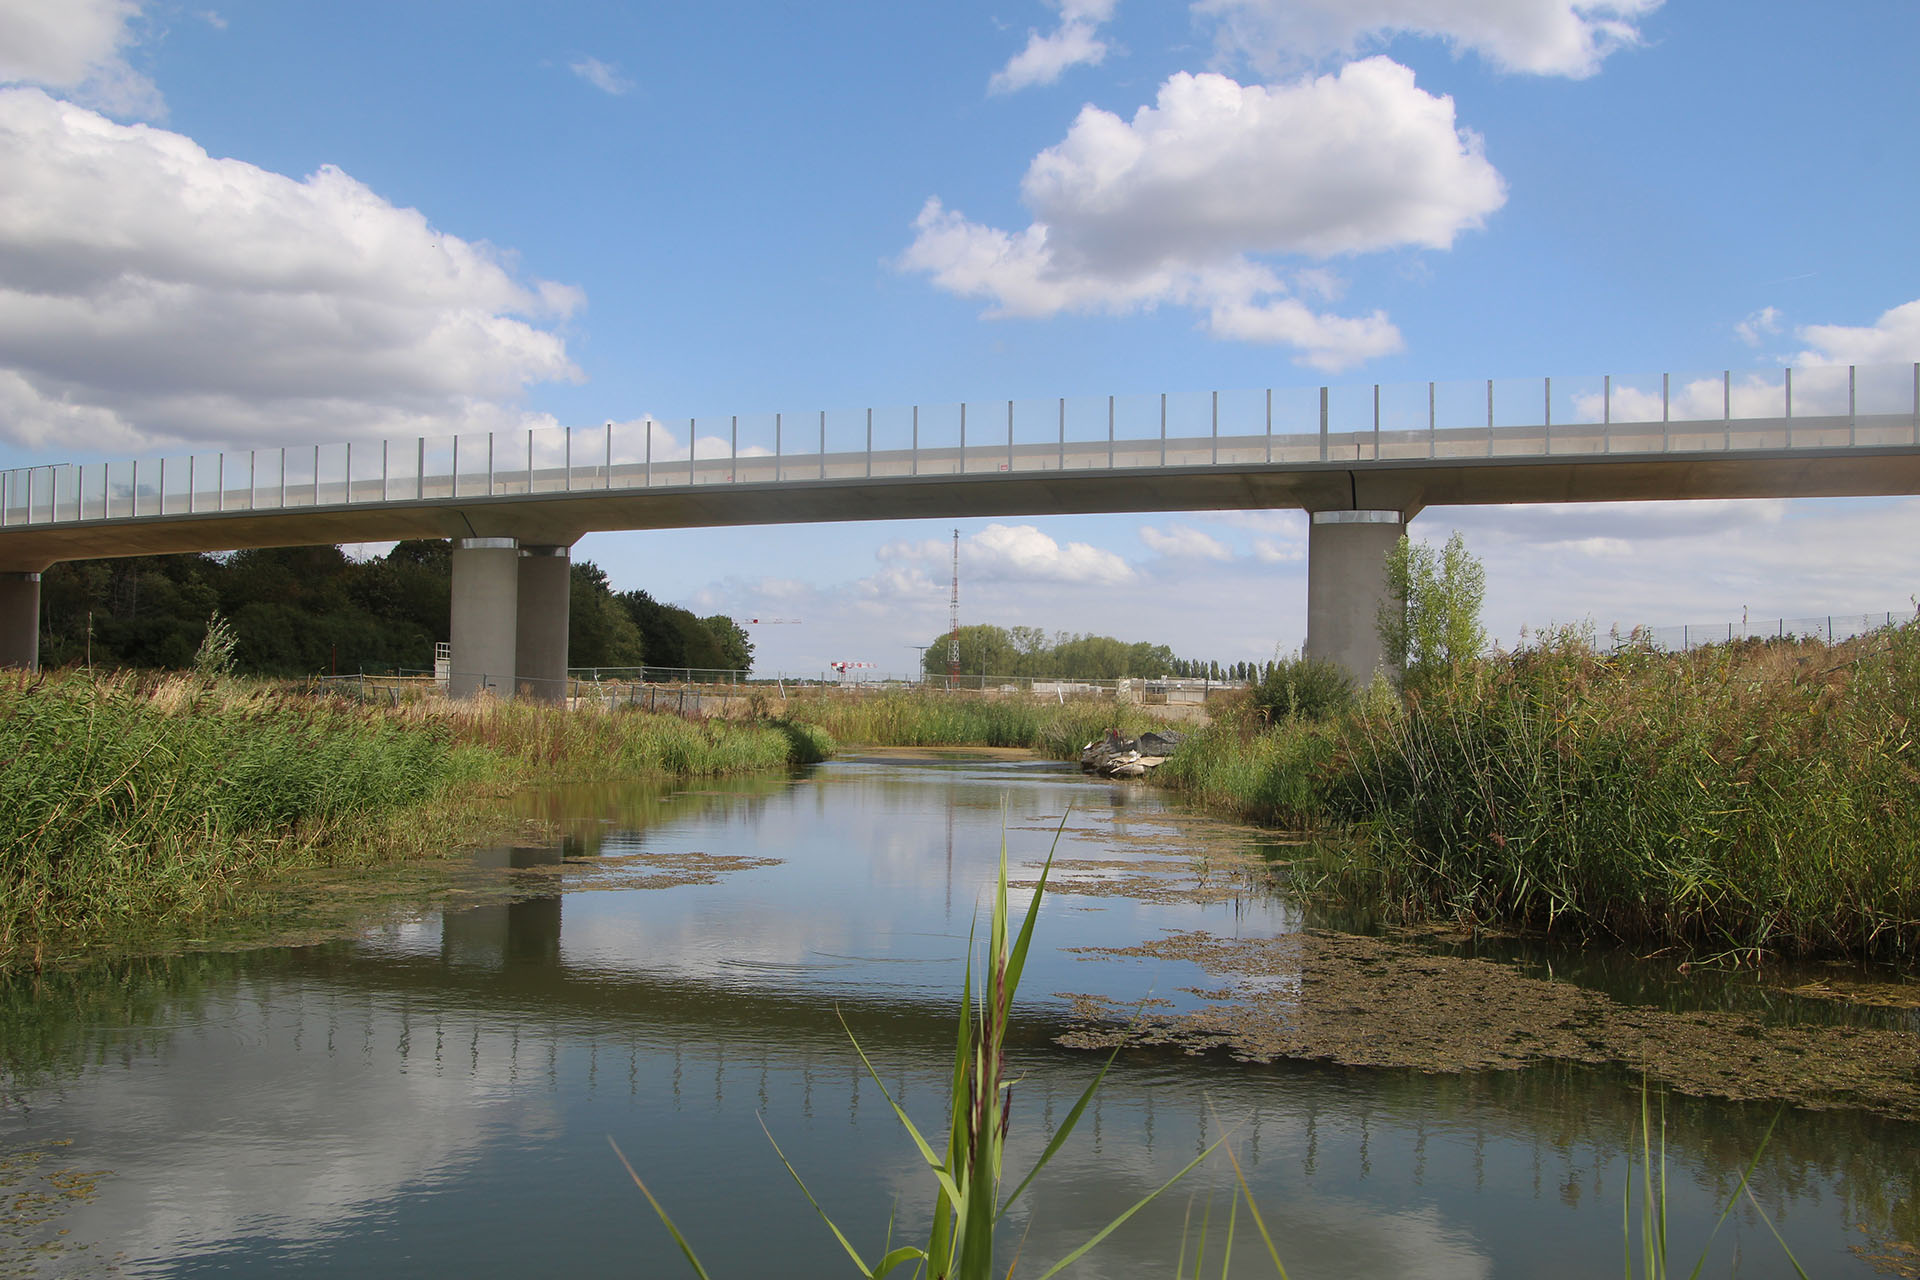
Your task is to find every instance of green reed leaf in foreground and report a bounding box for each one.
[620,805,1217,1279]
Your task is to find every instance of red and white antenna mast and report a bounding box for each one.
[946,528,961,679]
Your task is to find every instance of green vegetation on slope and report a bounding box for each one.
[0,671,829,952]
[1159,624,1920,961]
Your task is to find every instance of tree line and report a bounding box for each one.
[917,624,1257,682]
[36,542,753,677]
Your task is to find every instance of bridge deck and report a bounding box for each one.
[2,364,1916,570]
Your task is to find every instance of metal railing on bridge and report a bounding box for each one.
[6,362,1918,527]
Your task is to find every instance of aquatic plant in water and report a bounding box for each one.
[613,813,1220,1279]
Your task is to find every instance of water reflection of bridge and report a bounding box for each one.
[3,362,1917,683]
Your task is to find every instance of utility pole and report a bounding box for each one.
[947,529,961,680]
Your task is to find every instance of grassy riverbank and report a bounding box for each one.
[0,672,831,954]
[1159,622,1920,962]
[779,689,1186,758]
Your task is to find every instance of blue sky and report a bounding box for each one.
[2,0,1917,676]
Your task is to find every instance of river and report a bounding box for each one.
[2,752,1915,1277]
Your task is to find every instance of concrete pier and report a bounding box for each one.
[0,572,40,670]
[515,545,571,702]
[1305,511,1405,685]
[450,537,520,698]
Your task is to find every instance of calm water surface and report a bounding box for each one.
[2,754,1914,1277]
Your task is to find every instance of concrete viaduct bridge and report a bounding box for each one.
[3,360,1917,693]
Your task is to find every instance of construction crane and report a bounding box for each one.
[947,528,960,679]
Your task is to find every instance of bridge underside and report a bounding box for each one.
[3,442,1918,687]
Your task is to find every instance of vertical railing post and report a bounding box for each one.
[1722,370,1731,451]
[1371,384,1380,460]
[1849,364,1857,445]
[1661,373,1670,452]
[485,434,493,496]
[527,431,534,494]
[865,408,872,478]
[1428,381,1436,459]
[281,447,288,506]
[344,442,352,503]
[1006,400,1014,472]
[1265,387,1273,463]
[249,449,257,510]
[216,451,225,511]
[1210,389,1219,465]
[1603,373,1612,449]
[382,439,390,501]
[188,454,195,514]
[646,417,653,486]
[1543,376,1551,454]
[1485,379,1494,456]
[689,418,697,485]
[417,438,425,500]
[564,427,571,491]
[1785,367,1793,448]
[604,423,613,489]
[1107,395,1115,468]
[1057,397,1065,471]
[1318,387,1329,462]
[912,405,919,475]
[1159,392,1166,466]
[819,409,826,480]
[959,402,967,472]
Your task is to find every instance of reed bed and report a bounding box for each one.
[1159,623,1920,961]
[780,690,1181,758]
[0,672,831,951]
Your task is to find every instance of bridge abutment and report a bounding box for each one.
[515,546,571,703]
[0,572,40,671]
[1305,510,1405,685]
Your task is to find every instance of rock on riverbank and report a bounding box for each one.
[1080,729,1185,778]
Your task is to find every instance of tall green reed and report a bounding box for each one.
[616,814,1219,1279]
[1156,622,1920,960]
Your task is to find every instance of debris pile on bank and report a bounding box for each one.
[1080,729,1185,778]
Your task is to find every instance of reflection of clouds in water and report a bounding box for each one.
[37,984,562,1265]
[495,763,1291,1007]
[868,1085,1492,1280]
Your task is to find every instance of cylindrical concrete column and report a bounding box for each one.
[450,537,519,698]
[1305,510,1405,685]
[515,545,571,703]
[0,572,41,671]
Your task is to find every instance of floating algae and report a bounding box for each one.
[1057,928,1920,1122]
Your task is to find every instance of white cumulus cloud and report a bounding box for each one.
[0,0,163,117]
[1797,299,1920,368]
[569,56,632,95]
[1196,0,1662,79]
[880,522,1134,586]
[1735,304,1781,347]
[1139,523,1232,560]
[989,0,1118,94]
[902,59,1504,371]
[0,88,583,452]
